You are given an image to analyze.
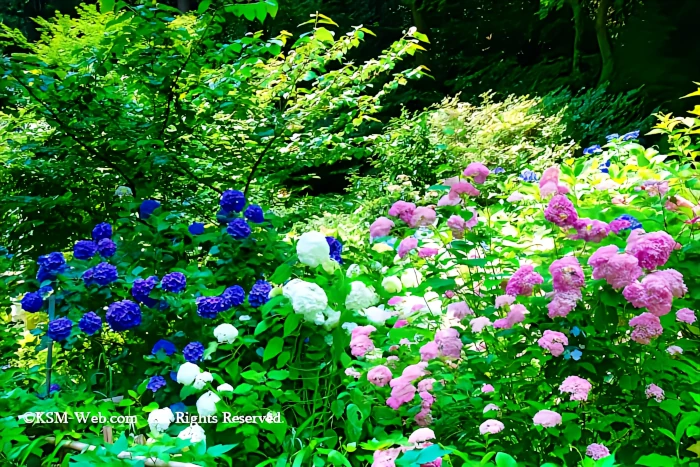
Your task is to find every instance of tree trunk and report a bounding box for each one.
[177,0,191,13]
[595,0,614,85]
[410,0,429,66]
[568,0,584,74]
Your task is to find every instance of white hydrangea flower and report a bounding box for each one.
[239,315,251,322]
[196,391,220,417]
[178,423,206,444]
[323,307,341,330]
[213,323,239,344]
[382,276,402,293]
[114,186,133,197]
[283,279,329,322]
[176,362,200,385]
[193,371,213,390]
[147,408,174,433]
[400,268,423,289]
[346,264,362,278]
[341,322,358,333]
[297,231,330,267]
[217,383,234,393]
[363,305,393,326]
[345,281,379,311]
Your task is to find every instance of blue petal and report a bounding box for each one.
[571,326,581,337]
[571,349,582,361]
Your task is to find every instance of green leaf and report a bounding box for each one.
[314,27,335,43]
[563,424,582,442]
[197,0,212,13]
[234,383,253,395]
[660,399,683,417]
[267,370,289,380]
[635,454,676,466]
[254,318,274,336]
[263,336,284,362]
[269,263,293,284]
[496,452,518,467]
[100,0,115,12]
[327,450,351,467]
[207,444,235,456]
[284,314,303,337]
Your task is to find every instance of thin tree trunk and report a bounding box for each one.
[177,0,191,13]
[568,0,584,74]
[595,0,614,85]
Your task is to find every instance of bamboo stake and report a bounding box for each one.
[44,437,199,467]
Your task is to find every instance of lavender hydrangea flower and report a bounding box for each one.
[92,222,113,241]
[583,145,603,155]
[519,169,539,182]
[227,218,251,239]
[147,376,167,393]
[161,272,186,293]
[244,205,264,223]
[492,167,505,174]
[221,285,245,308]
[196,296,228,319]
[188,222,205,235]
[140,200,161,219]
[606,133,619,141]
[248,280,272,308]
[21,292,43,313]
[183,342,204,363]
[220,190,246,213]
[132,276,159,307]
[74,240,98,260]
[49,384,60,393]
[621,130,640,141]
[152,339,176,356]
[106,300,142,331]
[615,214,642,231]
[78,312,102,336]
[97,238,117,257]
[48,317,73,341]
[38,286,53,297]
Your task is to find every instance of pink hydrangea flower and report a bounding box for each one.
[483,403,500,413]
[506,264,544,296]
[494,304,527,328]
[370,217,395,239]
[479,419,505,435]
[665,194,696,212]
[444,290,455,298]
[650,269,687,298]
[645,383,665,402]
[481,384,495,393]
[400,362,429,382]
[350,325,376,357]
[465,207,479,229]
[420,341,439,362]
[435,328,462,359]
[547,290,582,319]
[533,410,562,428]
[623,273,675,316]
[393,319,409,328]
[451,181,480,197]
[447,301,472,319]
[388,296,404,306]
[372,448,403,467]
[570,218,610,243]
[629,312,663,344]
[550,256,585,293]
[507,192,525,202]
[367,365,393,387]
[537,330,568,357]
[418,247,439,258]
[387,355,399,365]
[438,191,461,207]
[410,207,437,228]
[495,295,515,309]
[388,201,416,224]
[539,166,569,198]
[469,316,492,333]
[638,180,669,196]
[609,219,631,234]
[589,245,642,289]
[463,162,490,184]
[447,215,467,238]
[677,308,697,324]
[408,428,436,444]
[398,237,418,258]
[418,378,436,392]
[345,368,361,379]
[667,345,683,356]
[387,379,417,409]
[586,444,610,461]
[625,230,680,270]
[559,375,592,401]
[544,195,578,228]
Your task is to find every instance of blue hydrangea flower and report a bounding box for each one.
[78,312,102,336]
[221,285,246,308]
[38,286,53,297]
[183,342,204,363]
[106,300,142,332]
[49,384,60,393]
[227,218,251,239]
[21,292,43,313]
[571,349,582,361]
[147,375,167,393]
[152,339,176,356]
[132,276,159,307]
[170,371,178,381]
[621,130,640,141]
[220,190,246,213]
[74,240,98,260]
[583,145,603,155]
[244,205,264,223]
[161,272,186,293]
[92,222,113,241]
[47,317,73,341]
[37,252,66,282]
[614,214,642,231]
[139,199,161,219]
[605,133,619,142]
[97,238,117,257]
[196,296,228,319]
[84,262,118,287]
[188,222,205,235]
[326,236,343,264]
[492,167,505,174]
[519,169,539,182]
[599,159,611,174]
[170,402,187,414]
[571,326,581,337]
[249,280,272,308]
